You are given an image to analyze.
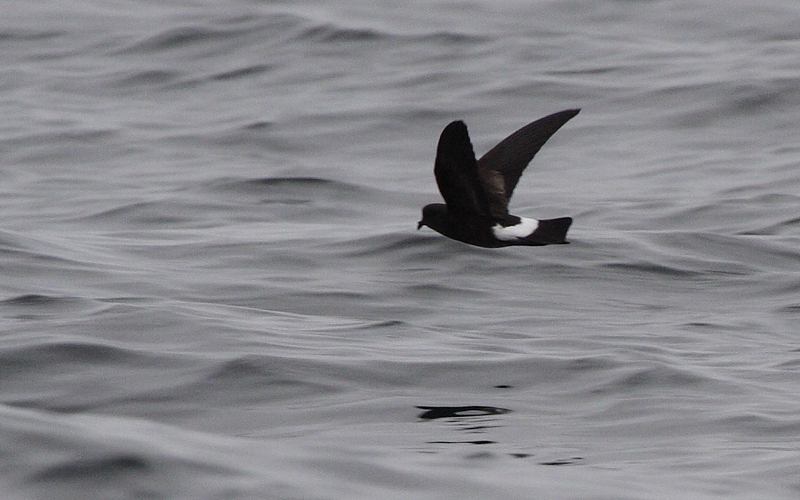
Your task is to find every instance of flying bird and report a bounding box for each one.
[418,109,579,248]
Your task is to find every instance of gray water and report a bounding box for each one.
[2,1,800,498]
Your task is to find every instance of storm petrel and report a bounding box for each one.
[418,109,579,248]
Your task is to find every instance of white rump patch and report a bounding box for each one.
[492,217,539,241]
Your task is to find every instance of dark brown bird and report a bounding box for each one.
[418,109,579,247]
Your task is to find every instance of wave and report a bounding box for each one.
[107,10,492,81]
[114,11,488,56]
[0,28,63,43]
[67,176,392,229]
[210,63,274,82]
[113,69,181,88]
[0,341,188,414]
[0,294,106,320]
[294,21,489,45]
[0,404,275,498]
[600,260,707,278]
[78,200,209,226]
[207,176,370,198]
[1,293,71,306]
[115,19,275,55]
[0,339,161,371]
[0,230,110,274]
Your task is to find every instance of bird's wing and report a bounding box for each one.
[476,109,580,219]
[434,120,492,216]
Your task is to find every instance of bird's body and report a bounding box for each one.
[418,109,579,248]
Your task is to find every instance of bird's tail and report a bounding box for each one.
[528,217,572,244]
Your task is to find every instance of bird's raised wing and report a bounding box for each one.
[476,109,580,219]
[434,120,492,216]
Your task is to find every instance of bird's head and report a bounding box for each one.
[418,203,448,231]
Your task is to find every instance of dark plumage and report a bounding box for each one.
[418,109,579,248]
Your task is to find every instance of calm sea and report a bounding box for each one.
[2,1,799,498]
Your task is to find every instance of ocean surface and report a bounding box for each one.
[2,1,800,498]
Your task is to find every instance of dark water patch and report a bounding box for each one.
[567,355,620,373]
[329,231,507,264]
[654,232,800,273]
[589,363,712,396]
[353,319,408,329]
[460,425,500,432]
[547,64,631,77]
[587,231,774,278]
[621,366,705,389]
[0,341,168,373]
[718,413,800,437]
[81,201,188,224]
[114,69,181,88]
[427,440,495,445]
[30,454,151,482]
[208,176,370,199]
[0,29,63,43]
[299,23,384,43]
[386,107,462,124]
[0,340,198,413]
[335,319,417,337]
[723,82,791,115]
[331,233,449,258]
[251,176,365,196]
[539,457,584,466]
[373,356,629,395]
[208,290,380,321]
[1,128,121,166]
[777,304,800,314]
[2,294,66,306]
[772,355,800,370]
[113,12,317,59]
[241,120,274,131]
[650,80,794,129]
[206,355,284,382]
[296,19,490,46]
[133,26,216,52]
[77,200,225,227]
[202,176,392,222]
[650,197,800,240]
[2,128,118,147]
[118,25,254,55]
[169,354,339,405]
[0,294,103,319]
[0,230,29,251]
[726,193,800,205]
[0,334,203,409]
[211,63,274,81]
[409,31,493,45]
[682,321,732,332]
[484,78,596,102]
[417,406,511,420]
[405,283,490,299]
[0,235,105,277]
[4,407,255,498]
[4,348,337,413]
[601,261,705,278]
[282,290,375,305]
[743,215,800,236]
[203,125,309,152]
